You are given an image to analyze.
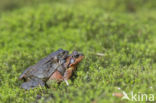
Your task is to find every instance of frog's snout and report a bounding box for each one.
[77,53,85,60]
[79,53,84,58]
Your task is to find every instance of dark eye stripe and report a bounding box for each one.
[74,55,79,58]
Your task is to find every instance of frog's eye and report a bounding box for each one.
[74,54,79,58]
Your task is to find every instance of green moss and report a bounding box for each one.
[0,0,156,103]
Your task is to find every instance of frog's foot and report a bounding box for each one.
[21,79,45,90]
[63,67,74,86]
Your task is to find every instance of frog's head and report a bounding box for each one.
[68,51,84,67]
[63,51,84,85]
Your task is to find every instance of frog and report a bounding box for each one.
[19,49,84,90]
[48,51,84,85]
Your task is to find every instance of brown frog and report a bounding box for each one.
[19,49,84,90]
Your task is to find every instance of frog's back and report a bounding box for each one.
[19,49,68,80]
[37,48,67,65]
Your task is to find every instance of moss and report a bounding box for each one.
[0,0,156,103]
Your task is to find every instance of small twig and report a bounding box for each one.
[95,53,105,56]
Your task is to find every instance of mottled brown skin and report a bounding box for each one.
[49,70,64,82]
[49,52,84,82]
[19,49,84,89]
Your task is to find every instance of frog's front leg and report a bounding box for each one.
[63,67,73,86]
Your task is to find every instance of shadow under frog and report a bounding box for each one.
[19,49,84,90]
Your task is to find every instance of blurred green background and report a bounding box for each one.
[0,0,156,12]
[0,0,156,103]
